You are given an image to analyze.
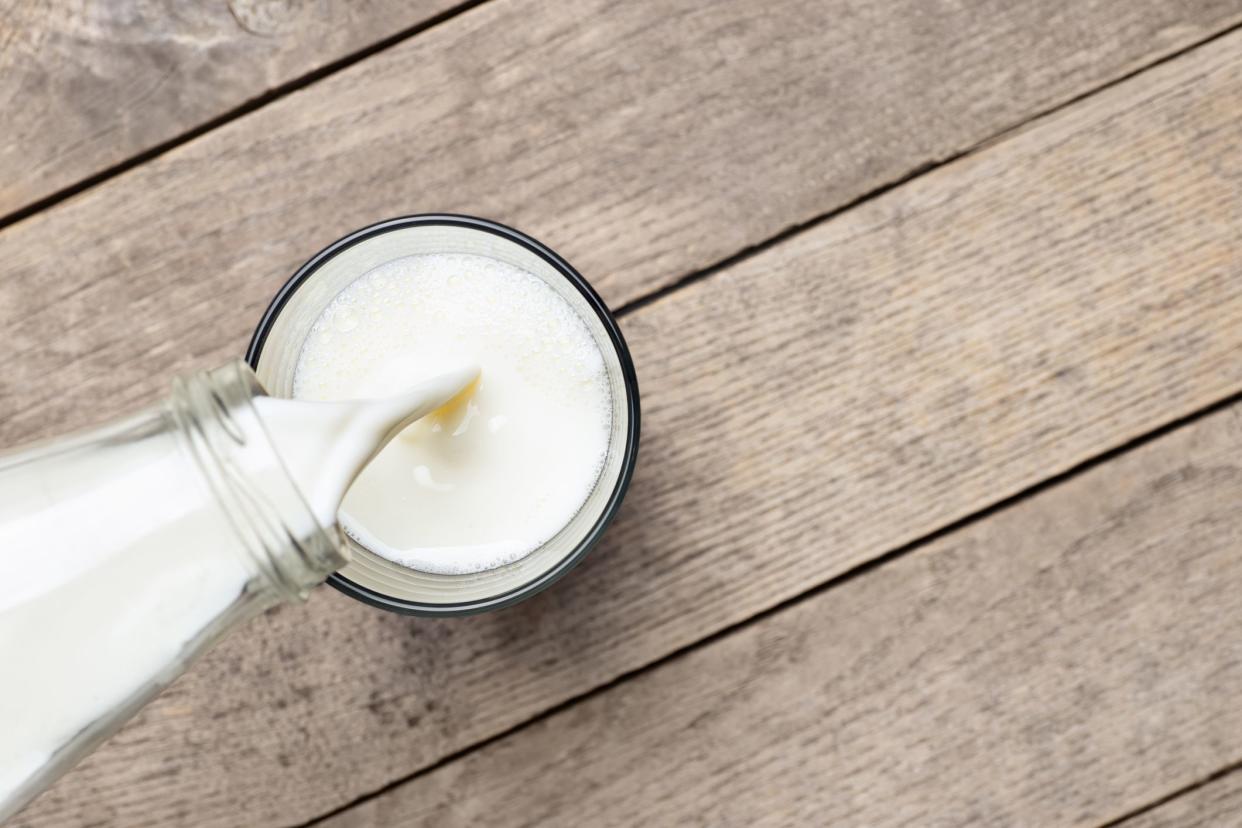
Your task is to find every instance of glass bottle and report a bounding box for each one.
[0,360,347,821]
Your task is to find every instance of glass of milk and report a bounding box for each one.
[248,215,640,615]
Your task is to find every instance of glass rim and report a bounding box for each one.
[245,214,641,616]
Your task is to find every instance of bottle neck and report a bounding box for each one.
[170,360,348,602]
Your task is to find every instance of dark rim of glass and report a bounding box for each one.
[245,214,641,616]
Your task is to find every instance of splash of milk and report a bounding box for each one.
[255,364,480,527]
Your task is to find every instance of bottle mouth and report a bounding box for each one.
[245,214,640,616]
[172,362,348,602]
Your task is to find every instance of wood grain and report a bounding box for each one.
[1121,770,1242,828]
[2,1,1240,452]
[0,0,460,216]
[13,26,1242,827]
[319,401,1242,828]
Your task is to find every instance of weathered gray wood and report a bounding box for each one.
[2,0,1240,452]
[11,26,1242,827]
[0,0,459,216]
[1121,771,1242,828]
[319,402,1242,828]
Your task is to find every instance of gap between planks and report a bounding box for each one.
[295,23,1242,828]
[317,397,1242,825]
[297,394,1242,828]
[9,1,1242,828]
[1098,759,1242,828]
[5,0,1241,448]
[615,16,1242,320]
[0,0,492,234]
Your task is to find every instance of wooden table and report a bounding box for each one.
[4,2,1242,825]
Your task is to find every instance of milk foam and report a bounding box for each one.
[292,253,612,574]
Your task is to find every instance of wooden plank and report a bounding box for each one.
[2,1,1240,450]
[318,401,1242,828]
[1120,771,1242,828]
[0,0,460,216]
[13,27,1242,827]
